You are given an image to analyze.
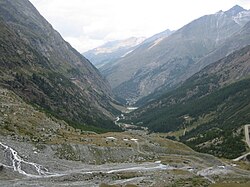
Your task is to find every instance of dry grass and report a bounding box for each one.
[99,183,138,187]
[210,182,250,187]
[99,183,120,187]
[153,134,194,152]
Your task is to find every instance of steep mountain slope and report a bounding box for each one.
[84,37,146,68]
[0,0,120,131]
[99,29,174,89]
[193,20,250,73]
[137,20,250,106]
[128,45,250,158]
[105,5,250,103]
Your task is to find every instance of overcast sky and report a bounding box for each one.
[29,0,250,53]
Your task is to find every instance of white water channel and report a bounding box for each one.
[0,142,54,177]
[0,142,171,179]
[0,141,233,186]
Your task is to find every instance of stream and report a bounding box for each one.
[0,142,54,177]
[0,142,171,179]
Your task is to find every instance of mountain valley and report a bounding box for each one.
[0,89,249,186]
[0,0,250,186]
[126,44,250,159]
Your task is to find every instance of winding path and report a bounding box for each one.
[233,124,250,161]
[244,124,250,149]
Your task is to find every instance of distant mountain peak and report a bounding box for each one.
[225,5,246,16]
[83,37,146,68]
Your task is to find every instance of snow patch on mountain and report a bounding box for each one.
[92,37,146,55]
[232,10,250,26]
[121,49,134,57]
[148,37,165,50]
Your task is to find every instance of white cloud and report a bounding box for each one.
[29,0,250,53]
[64,36,105,53]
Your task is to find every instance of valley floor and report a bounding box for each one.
[1,129,250,187]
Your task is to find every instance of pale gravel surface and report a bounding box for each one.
[0,136,175,186]
[1,135,250,187]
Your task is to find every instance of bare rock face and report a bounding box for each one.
[0,0,120,131]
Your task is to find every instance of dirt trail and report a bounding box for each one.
[233,124,250,161]
[245,124,250,148]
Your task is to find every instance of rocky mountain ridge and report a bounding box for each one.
[84,37,146,68]
[103,5,250,104]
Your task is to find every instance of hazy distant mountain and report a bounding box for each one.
[103,5,250,104]
[0,0,120,131]
[140,29,174,45]
[84,37,146,68]
[99,30,174,89]
[128,45,250,158]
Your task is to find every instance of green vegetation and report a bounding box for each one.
[55,144,80,161]
[210,182,250,187]
[170,176,210,187]
[100,184,138,187]
[129,77,250,158]
[4,71,121,133]
[126,45,250,158]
